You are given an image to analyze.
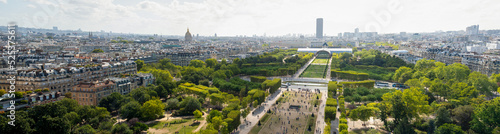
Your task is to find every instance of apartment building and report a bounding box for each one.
[71,80,116,106]
[0,61,137,94]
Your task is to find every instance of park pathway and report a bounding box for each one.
[235,88,283,134]
[315,90,328,134]
[325,55,333,80]
[331,98,340,134]
[293,55,317,78]
[192,111,208,133]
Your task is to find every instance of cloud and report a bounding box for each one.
[2,0,500,36]
[27,4,36,8]
[0,0,6,4]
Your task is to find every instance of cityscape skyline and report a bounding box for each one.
[1,0,500,36]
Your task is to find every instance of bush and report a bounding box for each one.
[166,98,180,110]
[326,98,338,107]
[339,123,348,132]
[250,76,267,83]
[339,119,347,124]
[325,106,337,121]
[331,70,369,80]
[328,81,338,96]
[339,80,375,89]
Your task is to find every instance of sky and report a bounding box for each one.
[0,0,499,36]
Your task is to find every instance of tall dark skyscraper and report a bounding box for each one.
[316,18,323,38]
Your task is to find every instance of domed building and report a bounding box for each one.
[185,28,192,42]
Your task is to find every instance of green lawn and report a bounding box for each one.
[300,65,328,78]
[349,128,388,134]
[304,115,317,134]
[147,117,203,134]
[249,113,272,134]
[312,59,329,64]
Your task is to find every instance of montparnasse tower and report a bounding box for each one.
[185,28,192,42]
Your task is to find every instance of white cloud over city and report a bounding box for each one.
[0,0,499,36]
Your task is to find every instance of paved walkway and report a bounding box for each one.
[325,56,333,80]
[315,90,328,134]
[331,98,340,134]
[293,55,317,78]
[192,112,208,132]
[235,88,283,134]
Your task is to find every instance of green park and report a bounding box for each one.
[3,44,500,134]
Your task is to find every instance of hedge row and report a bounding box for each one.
[326,98,337,107]
[338,95,348,134]
[179,82,212,98]
[242,62,283,67]
[339,95,346,113]
[339,80,375,89]
[331,70,369,81]
[325,106,337,121]
[328,81,337,97]
[262,78,281,94]
[355,65,398,72]
[250,76,267,83]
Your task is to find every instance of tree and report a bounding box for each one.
[205,58,218,68]
[435,123,465,134]
[452,105,474,131]
[233,58,243,68]
[111,123,133,134]
[0,111,35,134]
[189,60,205,68]
[36,115,71,134]
[98,92,124,112]
[141,99,165,121]
[207,110,222,123]
[179,96,202,115]
[253,100,259,108]
[76,124,96,134]
[468,72,495,97]
[471,97,500,134]
[166,98,180,110]
[430,81,450,101]
[382,88,429,133]
[131,122,148,134]
[393,118,415,134]
[405,78,423,89]
[349,106,378,126]
[226,110,241,132]
[393,66,413,83]
[435,107,452,127]
[92,49,104,53]
[120,101,142,120]
[129,87,152,104]
[450,82,478,101]
[210,116,224,130]
[194,110,203,122]
[382,88,430,120]
[135,59,144,71]
[64,112,81,132]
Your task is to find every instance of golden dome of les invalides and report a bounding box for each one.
[185,28,192,42]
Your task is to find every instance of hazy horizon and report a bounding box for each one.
[1,0,499,36]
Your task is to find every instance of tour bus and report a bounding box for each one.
[375,82,389,87]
